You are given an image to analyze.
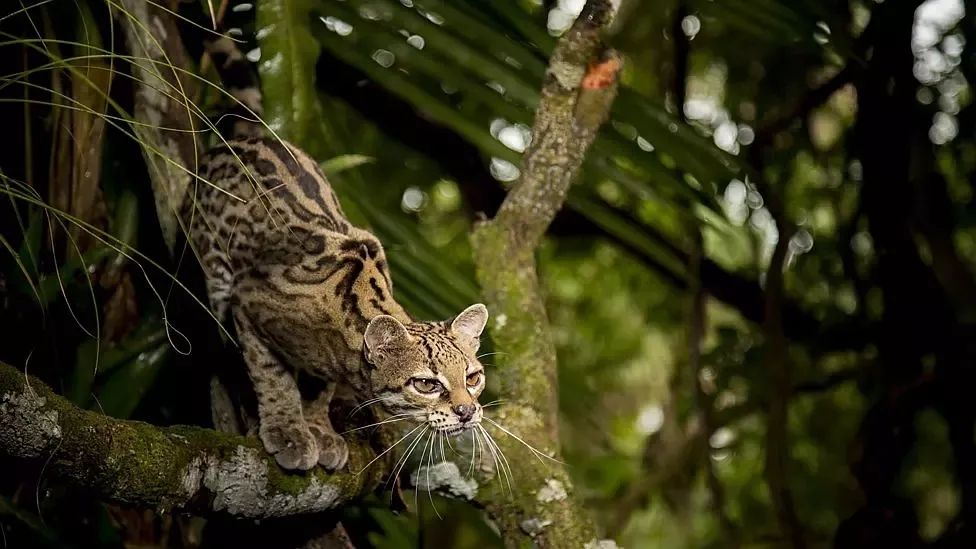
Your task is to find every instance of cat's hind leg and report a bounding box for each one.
[305,382,349,472]
[233,307,318,470]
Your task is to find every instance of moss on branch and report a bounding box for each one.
[469,1,622,546]
[477,407,597,548]
[0,361,376,518]
[0,2,621,546]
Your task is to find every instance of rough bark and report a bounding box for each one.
[468,1,622,546]
[0,3,622,547]
[115,0,203,252]
[0,360,375,517]
[309,36,873,355]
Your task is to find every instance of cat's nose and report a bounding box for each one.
[452,404,476,422]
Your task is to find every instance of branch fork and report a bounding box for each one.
[0,2,624,548]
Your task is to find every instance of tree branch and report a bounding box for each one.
[670,1,737,542]
[752,64,854,149]
[115,0,203,253]
[468,1,621,546]
[3,4,623,547]
[713,365,866,427]
[763,220,807,549]
[489,6,621,250]
[0,361,377,518]
[472,0,620,432]
[750,104,807,548]
[307,25,872,355]
[750,11,882,153]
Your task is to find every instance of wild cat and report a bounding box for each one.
[185,35,490,471]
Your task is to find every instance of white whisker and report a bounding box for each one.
[355,422,424,476]
[426,432,442,520]
[348,395,397,416]
[388,426,429,496]
[480,425,514,496]
[476,428,495,479]
[484,417,565,465]
[466,430,478,478]
[414,429,430,513]
[478,426,511,496]
[487,428,513,497]
[340,413,420,434]
[446,434,455,454]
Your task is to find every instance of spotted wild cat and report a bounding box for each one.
[182,35,490,471]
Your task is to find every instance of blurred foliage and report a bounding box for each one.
[2,0,976,548]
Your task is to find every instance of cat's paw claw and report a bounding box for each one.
[261,423,319,471]
[310,425,349,472]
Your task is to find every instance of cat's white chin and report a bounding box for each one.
[436,422,480,437]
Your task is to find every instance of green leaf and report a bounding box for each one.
[312,0,734,217]
[257,0,325,147]
[104,189,139,275]
[35,247,111,308]
[68,319,167,407]
[0,495,70,548]
[367,506,418,549]
[467,0,555,55]
[320,154,376,177]
[692,0,819,48]
[15,206,43,277]
[93,342,170,419]
[0,231,42,307]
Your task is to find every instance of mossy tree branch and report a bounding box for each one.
[468,1,622,546]
[1,1,618,546]
[472,0,621,435]
[0,360,377,518]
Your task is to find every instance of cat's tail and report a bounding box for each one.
[202,33,266,139]
[173,0,266,140]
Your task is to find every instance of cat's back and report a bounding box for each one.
[187,136,351,234]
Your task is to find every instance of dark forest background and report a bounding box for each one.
[2,0,976,547]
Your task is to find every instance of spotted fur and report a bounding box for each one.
[184,37,489,472]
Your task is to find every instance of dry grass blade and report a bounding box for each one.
[0,177,222,350]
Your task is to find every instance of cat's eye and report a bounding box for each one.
[412,378,441,394]
[466,371,483,387]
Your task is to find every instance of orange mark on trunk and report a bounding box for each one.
[581,57,622,89]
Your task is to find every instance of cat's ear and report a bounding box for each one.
[364,315,410,362]
[451,304,488,342]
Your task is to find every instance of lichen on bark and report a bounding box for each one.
[0,1,623,546]
[468,1,623,546]
[0,361,375,517]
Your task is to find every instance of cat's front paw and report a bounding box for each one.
[309,425,349,472]
[260,423,319,471]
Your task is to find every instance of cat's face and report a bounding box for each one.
[362,304,488,435]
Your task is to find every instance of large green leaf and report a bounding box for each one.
[68,319,167,407]
[257,0,325,146]
[93,341,170,419]
[312,0,735,238]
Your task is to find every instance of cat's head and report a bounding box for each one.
[362,304,489,435]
